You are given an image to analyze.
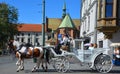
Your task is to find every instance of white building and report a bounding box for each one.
[14,24,48,46]
[80,0,120,48]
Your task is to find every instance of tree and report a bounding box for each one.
[0,2,18,49]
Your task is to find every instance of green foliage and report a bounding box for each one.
[0,2,19,49]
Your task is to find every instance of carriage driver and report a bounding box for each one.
[60,34,70,45]
[54,34,70,54]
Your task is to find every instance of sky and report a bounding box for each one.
[0,0,80,24]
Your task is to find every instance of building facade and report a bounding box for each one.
[80,0,120,48]
[14,24,48,46]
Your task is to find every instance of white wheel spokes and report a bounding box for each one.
[95,54,113,73]
[54,58,69,72]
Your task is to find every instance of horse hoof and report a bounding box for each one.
[16,70,19,72]
[41,65,45,70]
[20,68,24,71]
[31,70,34,72]
[44,70,47,72]
[32,69,36,72]
[32,70,36,72]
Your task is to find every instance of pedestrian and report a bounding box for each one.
[113,47,120,60]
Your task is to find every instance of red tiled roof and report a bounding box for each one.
[17,24,42,32]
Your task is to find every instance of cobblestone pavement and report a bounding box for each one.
[0,55,120,74]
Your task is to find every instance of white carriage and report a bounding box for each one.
[44,38,113,73]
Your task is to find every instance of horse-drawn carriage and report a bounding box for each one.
[44,38,113,73]
[8,38,113,73]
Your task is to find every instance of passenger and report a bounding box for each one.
[113,47,120,60]
[88,43,94,50]
[93,43,97,48]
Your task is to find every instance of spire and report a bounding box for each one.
[62,1,66,19]
[59,14,76,29]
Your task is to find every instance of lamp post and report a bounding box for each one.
[42,0,45,46]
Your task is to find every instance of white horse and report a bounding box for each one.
[8,39,49,72]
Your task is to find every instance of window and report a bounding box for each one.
[36,33,38,36]
[22,33,24,36]
[105,0,113,17]
[106,0,113,3]
[99,41,103,48]
[28,38,30,43]
[17,34,20,36]
[21,38,24,42]
[36,38,38,42]
[28,33,30,36]
[87,15,90,31]
[17,38,19,41]
[118,21,120,26]
[100,0,104,18]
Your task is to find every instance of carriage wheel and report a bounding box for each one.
[88,63,96,70]
[54,57,70,72]
[94,54,113,73]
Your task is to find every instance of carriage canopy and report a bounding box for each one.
[110,43,120,47]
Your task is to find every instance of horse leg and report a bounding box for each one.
[44,61,48,72]
[32,52,44,72]
[41,59,45,70]
[32,58,40,72]
[16,52,21,66]
[39,52,48,71]
[16,52,22,72]
[20,59,24,70]
[41,60,48,72]
[16,60,21,72]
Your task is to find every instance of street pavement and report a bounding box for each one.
[0,55,120,74]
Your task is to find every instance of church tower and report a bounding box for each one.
[62,1,66,19]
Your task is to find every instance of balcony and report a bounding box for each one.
[96,18,119,39]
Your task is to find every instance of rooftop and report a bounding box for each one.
[17,24,42,32]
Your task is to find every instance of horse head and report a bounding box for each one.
[8,39,17,51]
